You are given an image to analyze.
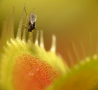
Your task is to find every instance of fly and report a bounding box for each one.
[24,6,37,32]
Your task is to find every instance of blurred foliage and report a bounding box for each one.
[0,0,98,61]
[0,0,98,35]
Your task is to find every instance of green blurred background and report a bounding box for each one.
[0,0,98,66]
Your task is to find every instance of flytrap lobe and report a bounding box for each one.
[0,6,68,90]
[46,30,98,90]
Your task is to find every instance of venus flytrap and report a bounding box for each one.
[46,55,98,90]
[0,7,68,90]
[46,32,98,90]
[1,5,98,90]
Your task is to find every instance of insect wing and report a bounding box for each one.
[29,13,37,24]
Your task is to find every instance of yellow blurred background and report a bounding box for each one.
[0,0,98,67]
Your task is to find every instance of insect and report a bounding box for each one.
[24,6,37,32]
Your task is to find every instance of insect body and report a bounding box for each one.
[24,7,37,32]
[28,21,36,32]
[28,12,37,32]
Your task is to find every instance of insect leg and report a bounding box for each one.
[24,5,29,21]
[22,22,29,26]
[22,5,29,26]
[28,31,35,38]
[28,33,34,38]
[22,24,27,25]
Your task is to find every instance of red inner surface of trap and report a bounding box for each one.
[12,54,58,90]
